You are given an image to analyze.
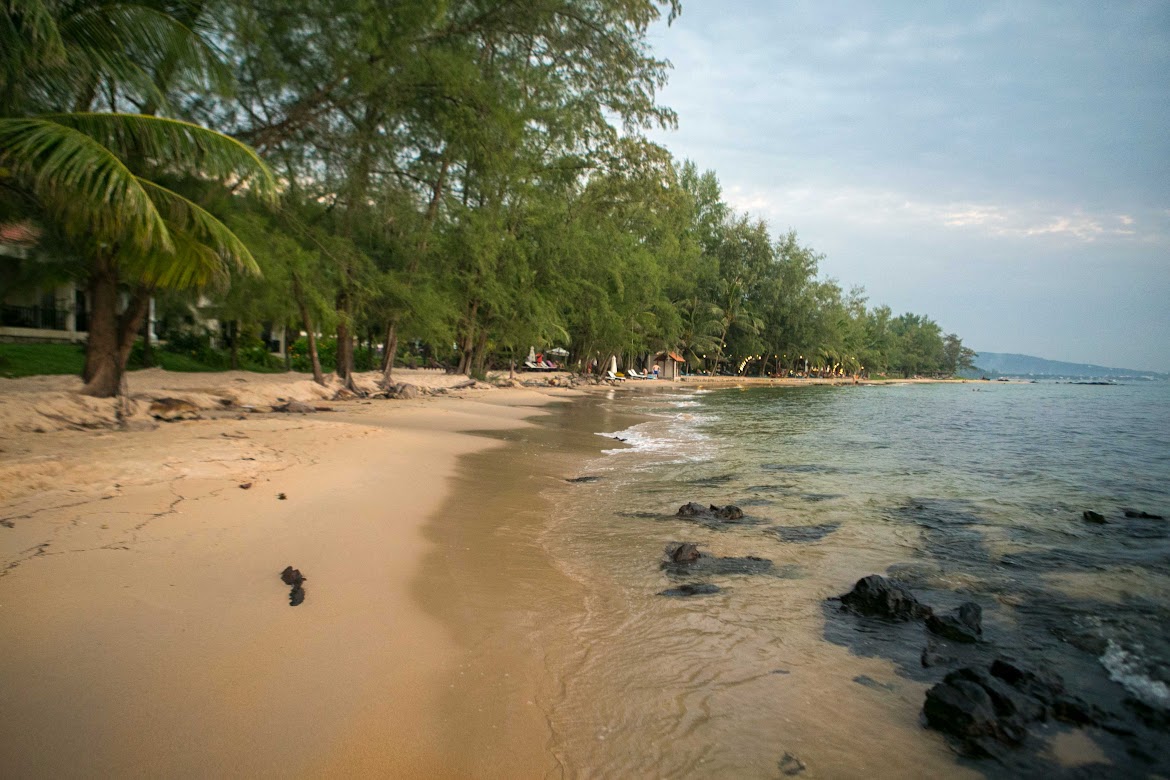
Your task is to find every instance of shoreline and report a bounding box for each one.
[0,371,579,776]
[0,368,1027,775]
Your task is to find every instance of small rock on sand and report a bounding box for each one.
[779,752,806,775]
[149,397,201,421]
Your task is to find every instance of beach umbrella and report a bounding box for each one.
[609,355,618,375]
[527,346,536,363]
[548,347,569,357]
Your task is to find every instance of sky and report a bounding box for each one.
[643,1,1170,372]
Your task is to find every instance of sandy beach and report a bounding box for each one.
[0,369,586,777]
[0,368,992,777]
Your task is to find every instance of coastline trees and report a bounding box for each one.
[2,0,972,384]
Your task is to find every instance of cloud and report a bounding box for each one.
[645,1,1170,370]
[722,183,1167,245]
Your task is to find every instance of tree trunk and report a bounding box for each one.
[305,326,324,385]
[81,253,122,396]
[381,319,399,384]
[336,318,356,390]
[81,274,152,398]
[759,354,769,378]
[456,300,478,375]
[471,329,489,377]
[292,276,325,385]
[115,287,151,372]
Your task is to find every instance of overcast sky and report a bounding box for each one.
[645,1,1170,372]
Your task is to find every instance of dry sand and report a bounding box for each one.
[0,369,580,777]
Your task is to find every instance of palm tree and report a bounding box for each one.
[709,277,762,372]
[1,1,275,396]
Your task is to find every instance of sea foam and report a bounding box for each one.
[1101,639,1170,711]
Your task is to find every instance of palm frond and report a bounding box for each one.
[1,0,66,105]
[61,3,234,100]
[3,0,62,54]
[138,177,259,277]
[0,116,171,251]
[47,113,277,199]
[121,227,226,290]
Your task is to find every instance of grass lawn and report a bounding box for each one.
[0,342,289,378]
[0,342,86,378]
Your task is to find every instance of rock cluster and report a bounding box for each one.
[677,502,744,521]
[923,659,1103,758]
[838,574,934,621]
[835,575,983,643]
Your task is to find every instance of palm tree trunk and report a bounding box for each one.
[82,252,118,391]
[115,287,151,372]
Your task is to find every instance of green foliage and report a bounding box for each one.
[2,0,970,383]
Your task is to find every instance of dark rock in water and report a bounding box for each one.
[676,502,744,521]
[778,752,806,776]
[771,523,841,543]
[838,575,932,621]
[923,677,1014,756]
[1124,509,1164,520]
[1083,510,1107,524]
[660,543,773,577]
[566,475,600,483]
[280,566,307,606]
[659,583,721,597]
[853,675,896,692]
[927,602,983,643]
[664,542,701,563]
[924,659,1105,758]
[713,504,744,520]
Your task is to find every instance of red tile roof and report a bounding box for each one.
[0,221,41,245]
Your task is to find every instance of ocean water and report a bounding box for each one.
[538,381,1170,778]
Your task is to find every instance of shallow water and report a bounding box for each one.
[537,381,1170,777]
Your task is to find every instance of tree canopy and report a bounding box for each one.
[2,0,971,389]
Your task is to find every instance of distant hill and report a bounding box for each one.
[970,352,1168,379]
